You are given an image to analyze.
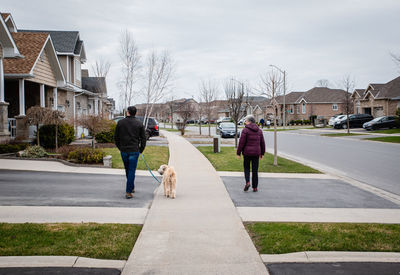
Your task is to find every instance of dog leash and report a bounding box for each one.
[140,153,161,184]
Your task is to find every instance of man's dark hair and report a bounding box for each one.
[127,106,137,116]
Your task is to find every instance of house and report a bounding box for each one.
[352,76,400,117]
[244,96,268,122]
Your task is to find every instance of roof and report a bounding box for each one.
[298,87,347,103]
[375,76,400,99]
[1,13,10,20]
[82,77,107,94]
[245,96,268,102]
[20,29,82,54]
[276,92,304,104]
[3,32,49,74]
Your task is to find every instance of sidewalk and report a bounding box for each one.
[122,130,267,274]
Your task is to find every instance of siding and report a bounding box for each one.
[31,49,57,87]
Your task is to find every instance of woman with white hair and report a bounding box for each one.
[236,115,265,192]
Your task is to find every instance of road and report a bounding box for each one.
[0,170,158,208]
[263,130,400,196]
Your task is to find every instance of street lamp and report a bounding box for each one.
[269,64,286,129]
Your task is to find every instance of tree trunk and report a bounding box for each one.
[92,136,96,149]
[347,117,350,134]
[199,119,202,135]
[234,122,238,148]
[55,124,58,152]
[273,111,278,166]
[208,122,211,137]
[36,123,40,146]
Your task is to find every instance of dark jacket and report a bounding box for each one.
[237,123,265,157]
[114,116,146,153]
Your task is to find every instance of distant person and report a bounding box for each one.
[266,119,271,129]
[236,115,265,192]
[260,118,265,128]
[114,106,146,199]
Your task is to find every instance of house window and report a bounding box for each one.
[58,105,65,112]
[332,104,338,111]
[289,105,294,114]
[296,105,299,114]
[302,103,306,114]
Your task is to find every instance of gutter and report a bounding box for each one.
[4,73,34,78]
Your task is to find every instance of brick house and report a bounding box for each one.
[352,76,400,117]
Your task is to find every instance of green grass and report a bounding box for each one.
[365,136,400,144]
[245,222,400,254]
[197,146,320,173]
[0,223,141,260]
[321,133,367,137]
[160,127,180,132]
[370,128,400,134]
[102,146,169,169]
[263,128,297,132]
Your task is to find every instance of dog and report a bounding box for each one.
[157,164,177,199]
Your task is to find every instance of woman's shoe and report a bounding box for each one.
[125,192,133,199]
[253,188,258,192]
[244,182,251,192]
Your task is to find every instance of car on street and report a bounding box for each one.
[328,114,341,126]
[238,117,245,125]
[216,122,240,138]
[334,114,373,129]
[217,117,232,124]
[330,114,347,126]
[363,116,399,130]
[114,116,159,140]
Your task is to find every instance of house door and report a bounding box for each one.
[363,108,371,115]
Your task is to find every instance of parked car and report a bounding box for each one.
[334,114,373,129]
[113,116,159,140]
[216,122,240,138]
[363,116,399,130]
[328,114,341,126]
[238,117,245,125]
[217,117,232,124]
[330,114,346,126]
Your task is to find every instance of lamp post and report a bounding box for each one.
[269,64,286,129]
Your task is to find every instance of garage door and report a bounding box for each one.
[374,107,384,117]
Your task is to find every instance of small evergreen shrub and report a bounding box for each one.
[68,148,106,164]
[95,122,116,143]
[0,143,29,154]
[39,124,75,148]
[23,145,47,158]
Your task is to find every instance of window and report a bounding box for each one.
[289,105,294,114]
[296,105,299,114]
[332,104,338,111]
[302,103,306,114]
[75,59,81,84]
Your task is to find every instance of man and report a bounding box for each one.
[114,106,146,199]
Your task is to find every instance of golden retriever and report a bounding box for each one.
[157,164,177,199]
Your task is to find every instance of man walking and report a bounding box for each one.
[114,106,146,199]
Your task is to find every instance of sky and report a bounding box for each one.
[4,0,400,110]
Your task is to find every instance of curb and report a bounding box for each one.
[261,251,400,263]
[0,256,126,270]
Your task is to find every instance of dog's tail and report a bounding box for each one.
[166,166,176,182]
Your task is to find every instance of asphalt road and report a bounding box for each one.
[221,177,399,208]
[0,170,159,208]
[263,130,400,196]
[266,262,400,275]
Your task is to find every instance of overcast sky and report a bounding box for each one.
[5,0,400,108]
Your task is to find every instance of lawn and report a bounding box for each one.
[0,223,141,260]
[365,136,400,144]
[321,133,367,137]
[197,146,320,173]
[245,222,400,254]
[160,127,180,132]
[102,146,169,170]
[370,128,400,134]
[263,128,297,132]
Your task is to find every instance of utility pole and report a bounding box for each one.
[269,65,286,129]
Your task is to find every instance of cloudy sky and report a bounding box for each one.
[5,0,400,109]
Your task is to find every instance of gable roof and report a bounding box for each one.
[276,92,304,104]
[1,13,10,20]
[297,87,347,103]
[352,89,365,98]
[0,13,20,57]
[362,77,400,100]
[82,77,107,94]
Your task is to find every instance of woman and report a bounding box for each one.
[236,115,265,192]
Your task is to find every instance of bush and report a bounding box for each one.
[67,147,106,164]
[95,122,116,143]
[0,143,29,154]
[303,120,311,125]
[39,123,75,148]
[23,145,47,158]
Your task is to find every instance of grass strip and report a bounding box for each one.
[365,136,400,143]
[370,129,400,134]
[160,127,180,132]
[0,223,141,260]
[102,146,169,169]
[321,133,367,137]
[197,146,320,173]
[245,222,400,254]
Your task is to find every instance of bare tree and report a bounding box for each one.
[143,50,174,129]
[200,79,218,136]
[166,96,176,129]
[315,79,330,88]
[259,70,283,166]
[91,59,111,78]
[340,75,355,134]
[24,106,52,146]
[196,101,205,135]
[47,109,65,152]
[225,78,246,148]
[79,115,112,148]
[176,100,195,135]
[119,30,141,114]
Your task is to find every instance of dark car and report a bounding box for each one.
[114,116,159,140]
[363,116,399,130]
[334,114,373,129]
[216,122,240,138]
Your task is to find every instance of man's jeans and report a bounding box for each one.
[121,152,140,193]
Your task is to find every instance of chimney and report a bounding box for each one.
[81,69,89,78]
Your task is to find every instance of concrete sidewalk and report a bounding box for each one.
[122,130,267,274]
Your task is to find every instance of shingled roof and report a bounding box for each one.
[3,32,49,74]
[82,77,107,94]
[373,76,400,99]
[298,87,347,103]
[275,92,304,104]
[1,13,10,20]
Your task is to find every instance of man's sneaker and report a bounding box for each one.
[253,188,258,192]
[244,182,251,192]
[125,193,133,199]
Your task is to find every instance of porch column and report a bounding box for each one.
[19,79,25,116]
[0,57,4,102]
[94,98,99,115]
[53,87,58,110]
[99,99,103,116]
[40,84,45,107]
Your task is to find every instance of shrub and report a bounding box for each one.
[67,147,106,164]
[95,122,116,143]
[57,145,80,159]
[23,145,47,158]
[303,119,311,125]
[0,143,29,154]
[39,123,75,148]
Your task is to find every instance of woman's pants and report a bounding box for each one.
[243,155,259,188]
